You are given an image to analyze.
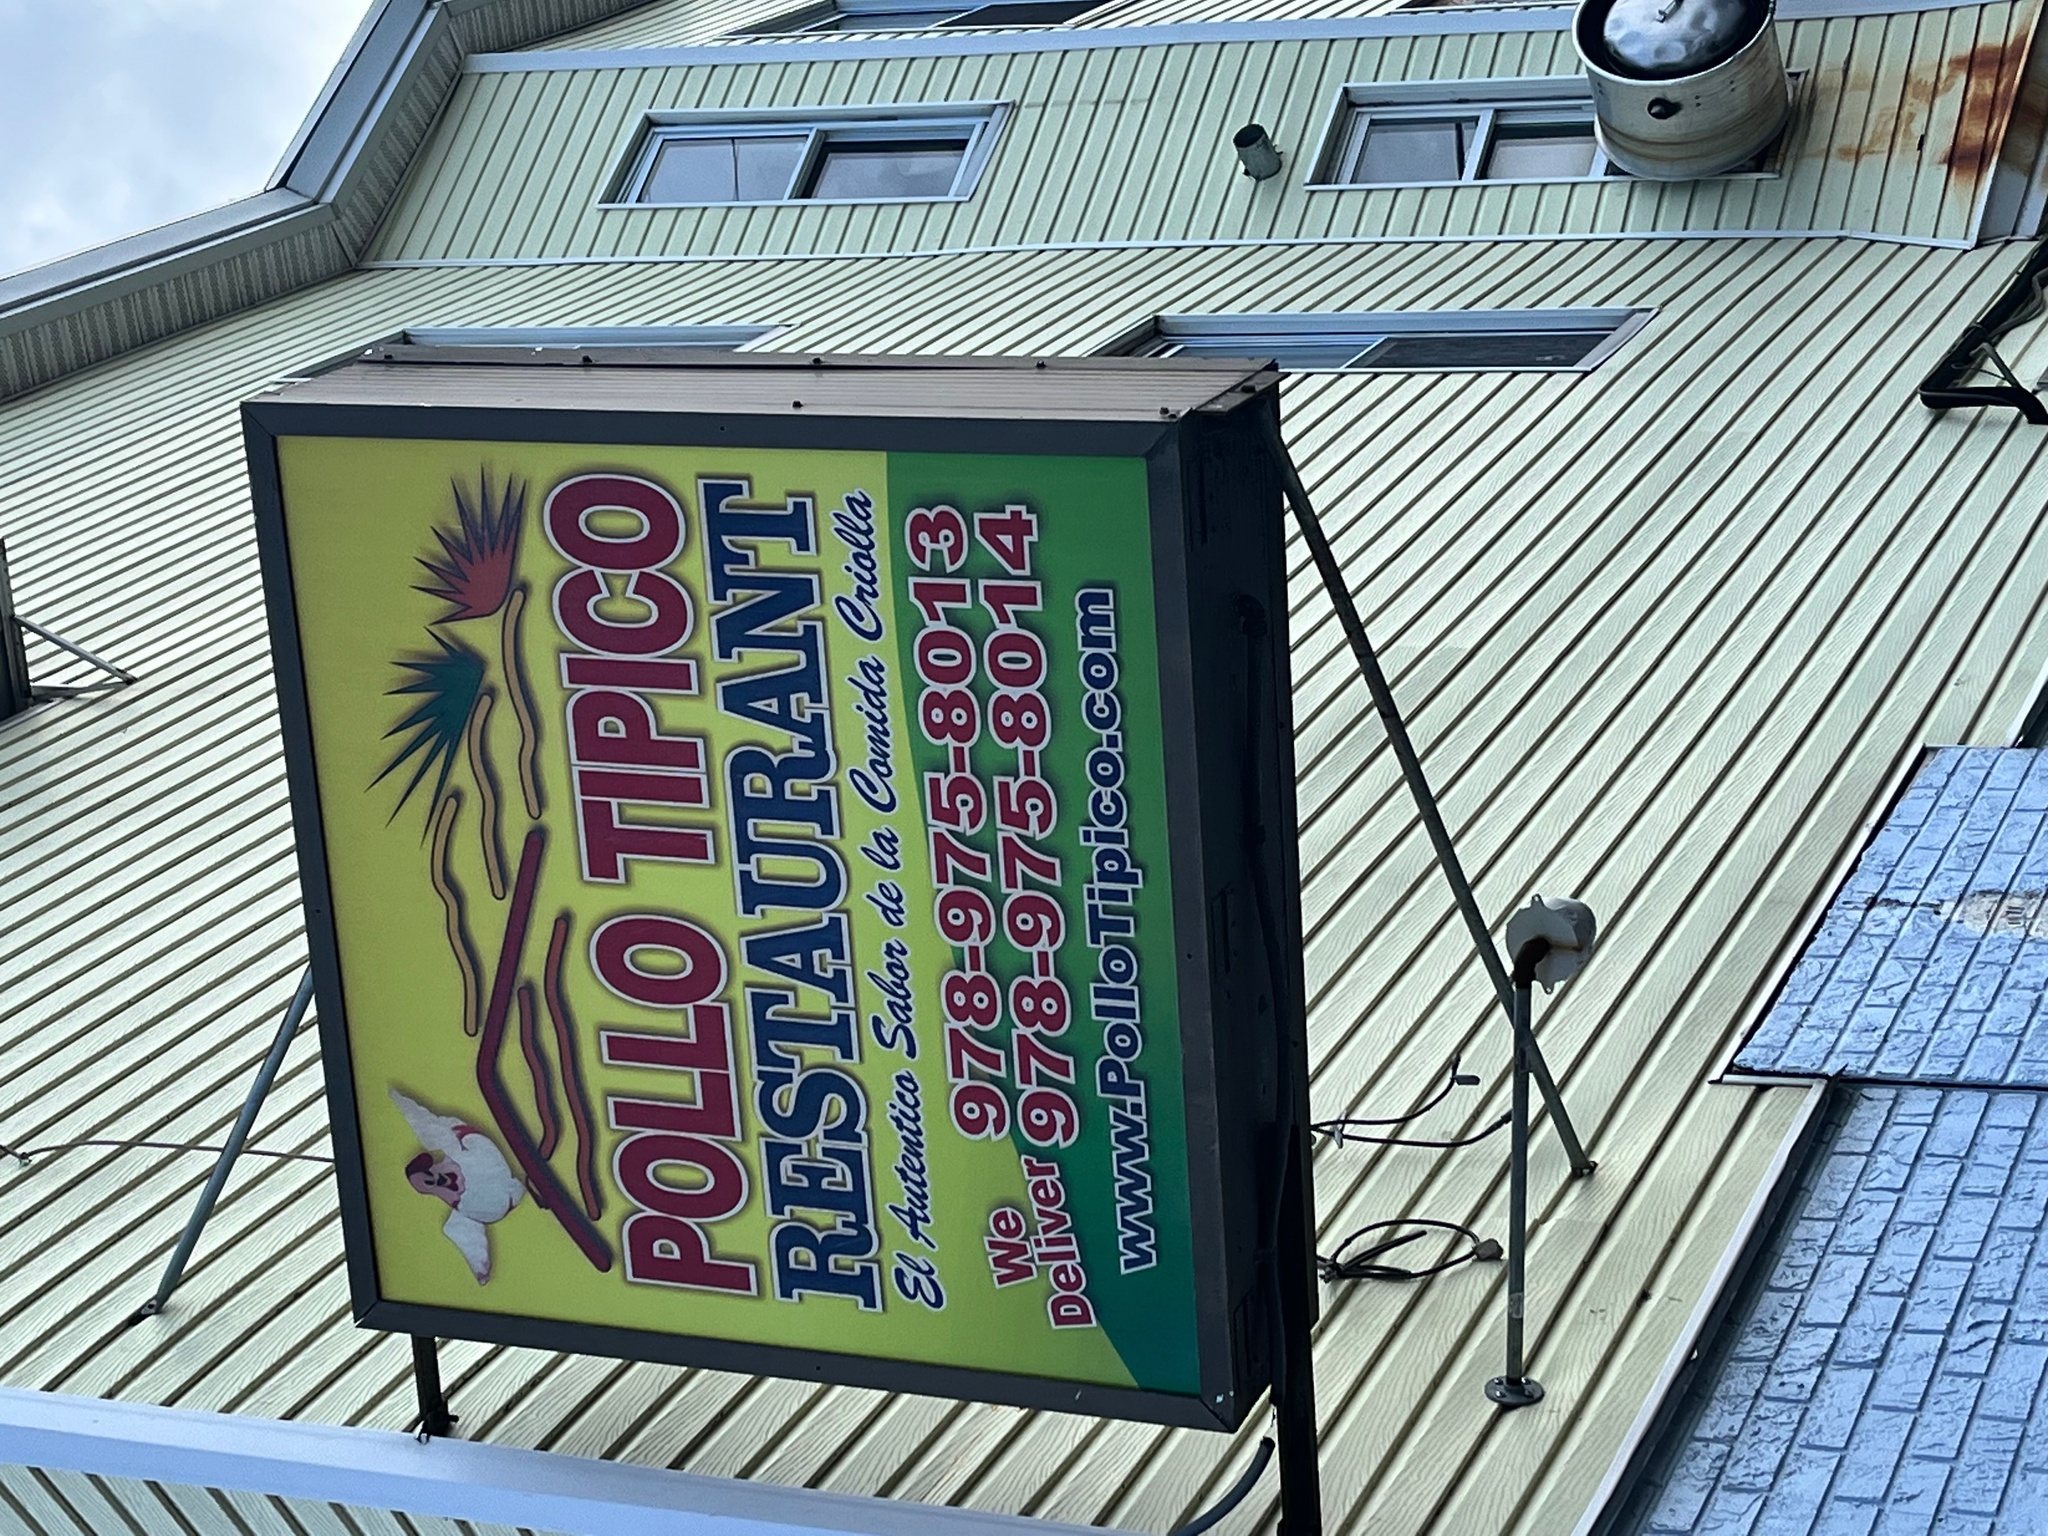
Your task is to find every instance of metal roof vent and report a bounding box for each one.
[1574,0,1788,179]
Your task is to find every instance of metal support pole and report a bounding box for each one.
[1261,419,1595,1179]
[1485,974,1543,1410]
[15,613,138,692]
[1275,1131,1323,1534]
[412,1335,457,1439]
[130,970,314,1324]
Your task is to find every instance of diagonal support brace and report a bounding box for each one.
[129,970,316,1324]
[1261,418,1595,1178]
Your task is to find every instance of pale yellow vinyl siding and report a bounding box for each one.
[3,233,2046,1533]
[374,3,2039,262]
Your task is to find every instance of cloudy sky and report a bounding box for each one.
[0,0,373,280]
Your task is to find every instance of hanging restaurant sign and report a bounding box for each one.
[242,352,1305,1430]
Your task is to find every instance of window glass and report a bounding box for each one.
[826,7,961,25]
[805,138,968,199]
[941,0,1097,21]
[624,114,996,206]
[1160,337,1378,370]
[1480,122,1598,180]
[1354,330,1611,368]
[1318,83,1786,186]
[642,135,809,203]
[1346,118,1475,184]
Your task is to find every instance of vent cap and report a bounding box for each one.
[1599,0,1763,79]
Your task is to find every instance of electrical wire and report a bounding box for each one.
[1324,1053,1473,1126]
[1317,1218,1501,1283]
[1310,1054,1510,1150]
[1168,1435,1277,1536]
[1310,1062,1505,1280]
[1316,1118,1510,1151]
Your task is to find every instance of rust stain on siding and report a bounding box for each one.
[1944,38,2024,178]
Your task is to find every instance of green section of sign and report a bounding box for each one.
[886,452,1197,1395]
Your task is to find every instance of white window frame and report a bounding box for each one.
[606,103,1009,208]
[1308,76,1789,189]
[1111,308,1657,375]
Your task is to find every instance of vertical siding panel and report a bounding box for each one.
[1252,37,1339,243]
[532,67,644,255]
[1148,41,1244,241]
[1906,4,1989,231]
[443,69,549,257]
[369,73,483,261]
[392,71,514,260]
[491,70,589,256]
[1841,12,1930,230]
[1942,0,2028,236]
[1096,43,1206,242]
[1022,46,1126,246]
[1871,7,1957,231]
[1053,42,1151,242]
[1776,16,1856,229]
[1808,15,1886,230]
[999,50,1085,244]
[1214,26,1296,241]
[1181,39,1282,241]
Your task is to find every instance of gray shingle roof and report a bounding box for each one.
[1626,1084,2048,1535]
[1735,747,2048,1087]
[1628,746,2048,1534]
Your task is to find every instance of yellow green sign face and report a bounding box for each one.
[275,436,1198,1398]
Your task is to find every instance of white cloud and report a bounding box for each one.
[0,0,371,279]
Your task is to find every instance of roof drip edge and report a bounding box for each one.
[0,0,659,404]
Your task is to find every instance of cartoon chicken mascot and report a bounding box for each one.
[390,1088,524,1284]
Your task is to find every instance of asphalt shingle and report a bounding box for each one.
[1737,749,2048,1086]
[1624,1086,2048,1536]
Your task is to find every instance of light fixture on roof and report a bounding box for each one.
[1233,123,1284,181]
[1485,894,1600,1411]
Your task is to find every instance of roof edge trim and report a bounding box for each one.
[275,0,445,203]
[1571,1077,1833,1536]
[0,1386,1096,1536]
[0,192,329,326]
[0,0,657,403]
[269,0,408,189]
[472,0,2005,72]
